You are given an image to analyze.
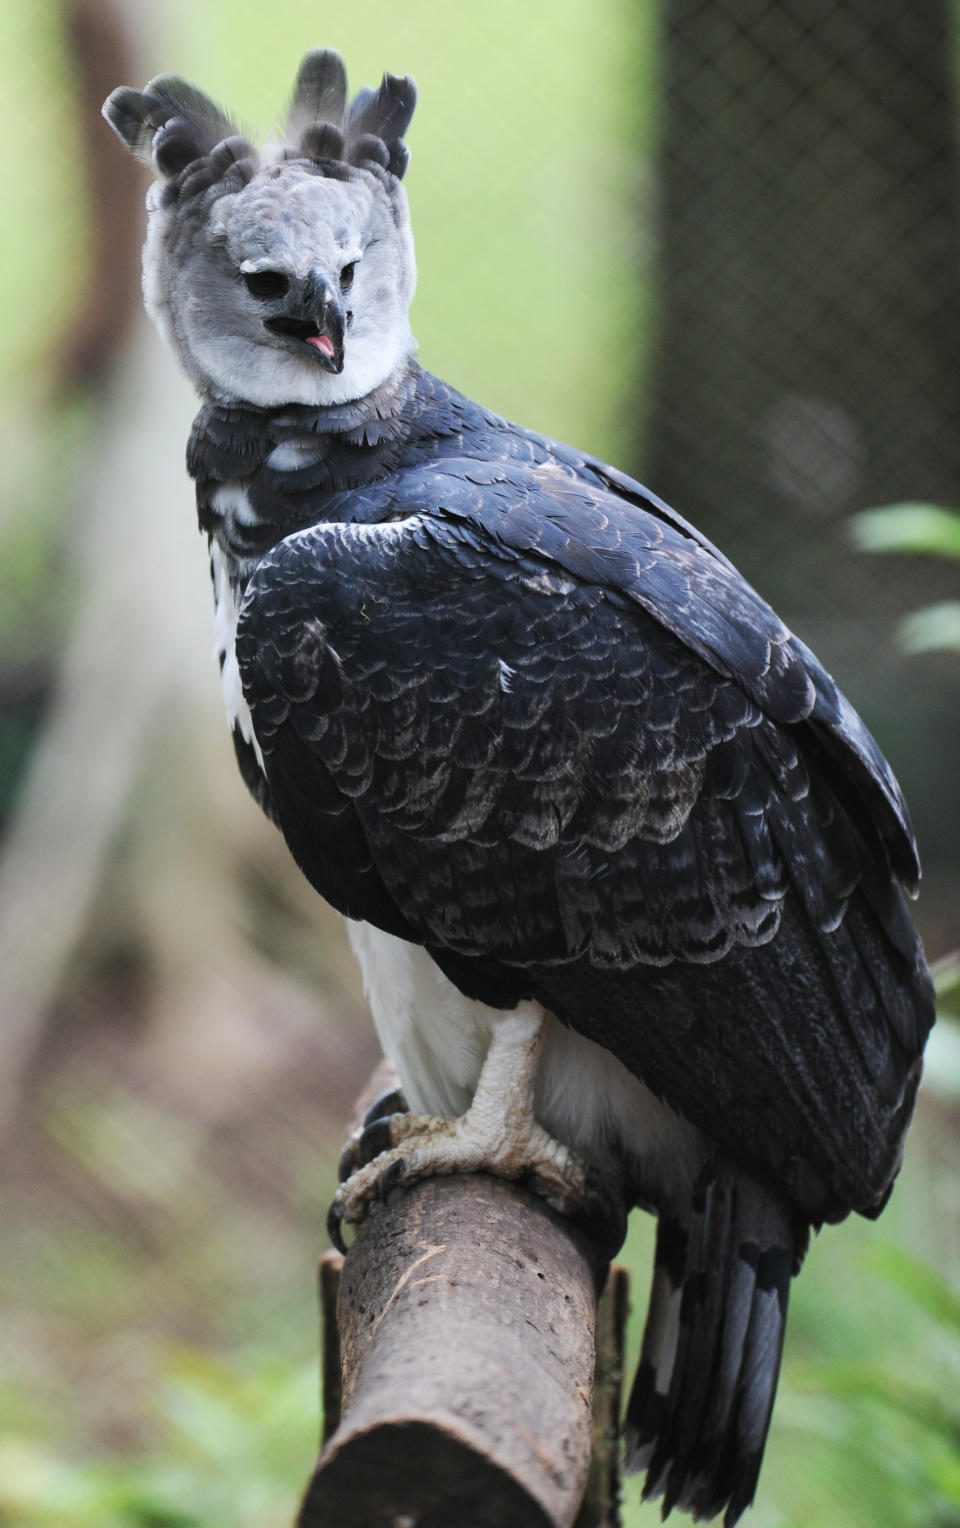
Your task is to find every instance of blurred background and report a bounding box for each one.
[0,1,957,1524]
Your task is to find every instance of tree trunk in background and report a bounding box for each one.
[645,0,960,881]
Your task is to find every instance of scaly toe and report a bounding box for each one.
[378,1156,407,1203]
[326,1098,627,1259]
[327,1124,443,1249]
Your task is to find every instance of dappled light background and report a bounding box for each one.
[0,2,957,1526]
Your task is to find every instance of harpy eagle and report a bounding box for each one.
[103,51,935,1525]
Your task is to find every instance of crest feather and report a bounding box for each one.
[105,51,417,189]
[299,122,346,162]
[283,48,417,180]
[103,74,258,186]
[345,72,417,151]
[286,48,349,141]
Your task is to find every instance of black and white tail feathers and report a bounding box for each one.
[625,1162,808,1525]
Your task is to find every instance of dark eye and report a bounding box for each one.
[339,262,356,293]
[243,270,289,299]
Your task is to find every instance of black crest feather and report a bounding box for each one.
[283,48,417,181]
[345,72,417,150]
[349,132,391,171]
[105,52,416,186]
[299,122,346,163]
[286,48,349,141]
[103,75,258,188]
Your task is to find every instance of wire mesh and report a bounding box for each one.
[643,0,960,875]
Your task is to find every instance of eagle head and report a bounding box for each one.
[102,49,418,409]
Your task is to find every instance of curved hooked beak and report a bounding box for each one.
[265,269,345,374]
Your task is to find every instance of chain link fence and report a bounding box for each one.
[644,0,960,880]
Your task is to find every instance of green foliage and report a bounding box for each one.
[0,1352,318,1528]
[933,952,960,1019]
[851,503,960,654]
[851,505,960,562]
[782,1246,960,1528]
[897,603,960,657]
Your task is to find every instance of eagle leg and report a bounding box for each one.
[327,1003,625,1254]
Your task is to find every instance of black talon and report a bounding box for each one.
[338,1114,401,1182]
[363,1116,399,1164]
[362,1087,409,1128]
[379,1156,406,1203]
[337,1144,356,1184]
[326,1199,348,1255]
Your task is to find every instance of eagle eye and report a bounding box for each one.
[243,270,289,300]
[339,262,356,293]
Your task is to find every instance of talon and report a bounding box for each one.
[362,1087,408,1128]
[326,1198,348,1254]
[337,1114,400,1182]
[379,1156,406,1202]
[363,1116,399,1165]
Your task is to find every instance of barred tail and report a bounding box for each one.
[625,1162,806,1525]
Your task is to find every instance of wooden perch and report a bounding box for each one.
[297,1169,617,1528]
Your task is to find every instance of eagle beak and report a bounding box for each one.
[301,269,345,374]
[263,269,345,374]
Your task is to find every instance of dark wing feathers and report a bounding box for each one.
[235,458,933,1221]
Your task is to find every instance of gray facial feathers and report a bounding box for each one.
[102,50,418,409]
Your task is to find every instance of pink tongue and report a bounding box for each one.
[306,334,335,357]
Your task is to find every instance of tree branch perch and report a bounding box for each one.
[298,1169,615,1528]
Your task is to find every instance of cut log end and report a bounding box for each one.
[299,1171,610,1528]
[300,1420,559,1528]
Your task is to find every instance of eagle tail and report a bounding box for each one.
[624,1161,805,1525]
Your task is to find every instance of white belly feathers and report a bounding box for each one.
[347,919,703,1210]
[210,537,265,774]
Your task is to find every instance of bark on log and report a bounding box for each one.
[318,1251,344,1447]
[573,1266,629,1528]
[298,1172,610,1528]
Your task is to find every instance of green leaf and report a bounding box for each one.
[932,951,960,1009]
[851,504,960,559]
[922,1014,960,1100]
[794,1360,960,1446]
[896,601,960,654]
[864,1243,960,1334]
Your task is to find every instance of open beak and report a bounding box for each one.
[265,270,345,374]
